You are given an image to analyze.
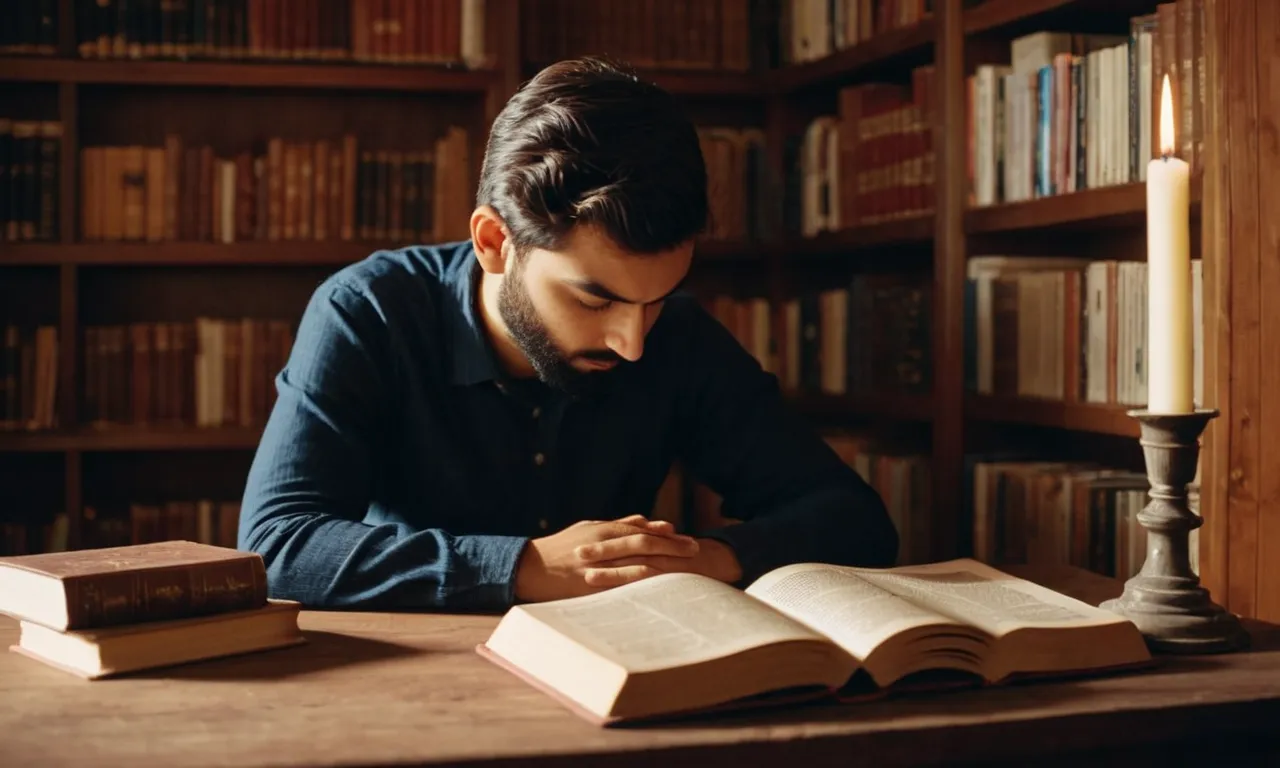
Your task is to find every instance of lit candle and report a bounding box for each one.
[1146,74,1194,414]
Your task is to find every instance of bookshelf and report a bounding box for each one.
[0,0,1246,606]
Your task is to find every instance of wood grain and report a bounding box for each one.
[0,566,1277,768]
[1254,0,1280,622]
[1226,0,1261,620]
[0,57,497,93]
[934,0,967,561]
[964,397,1139,438]
[1199,0,1230,617]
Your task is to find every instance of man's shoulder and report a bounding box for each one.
[315,240,473,312]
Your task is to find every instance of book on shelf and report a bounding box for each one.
[0,324,59,432]
[963,255,1204,409]
[478,557,1153,725]
[778,0,933,66]
[790,65,937,234]
[72,0,488,68]
[523,0,758,72]
[0,2,57,56]
[966,2,1206,207]
[79,128,470,245]
[1,119,63,243]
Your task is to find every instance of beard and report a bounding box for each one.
[497,257,622,395]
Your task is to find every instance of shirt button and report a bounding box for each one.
[531,406,541,419]
[533,452,545,466]
[538,519,549,531]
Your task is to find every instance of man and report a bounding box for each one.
[239,57,897,611]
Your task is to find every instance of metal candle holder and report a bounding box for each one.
[1099,409,1249,653]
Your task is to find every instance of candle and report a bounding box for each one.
[1146,74,1194,414]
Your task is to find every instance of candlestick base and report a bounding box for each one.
[1098,409,1250,654]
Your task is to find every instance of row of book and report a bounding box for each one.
[970,459,1196,581]
[0,499,242,557]
[964,256,1204,409]
[966,5,1205,208]
[0,2,57,55]
[702,276,932,398]
[0,326,60,433]
[795,65,937,234]
[1,120,63,243]
[80,129,471,244]
[71,0,488,67]
[522,0,759,73]
[781,0,933,65]
[700,127,775,242]
[83,318,294,429]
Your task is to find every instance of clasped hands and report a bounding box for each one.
[514,514,742,603]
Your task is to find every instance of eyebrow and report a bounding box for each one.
[569,276,688,305]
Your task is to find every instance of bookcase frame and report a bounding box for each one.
[3,0,1262,616]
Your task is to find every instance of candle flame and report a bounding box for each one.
[1160,74,1175,156]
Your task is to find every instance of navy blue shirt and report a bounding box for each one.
[239,241,897,611]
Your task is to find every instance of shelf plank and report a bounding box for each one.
[966,182,1202,234]
[789,391,934,422]
[967,396,1140,437]
[0,241,403,266]
[789,215,935,257]
[0,57,495,92]
[766,20,936,94]
[964,0,1164,36]
[0,426,264,453]
[966,184,1146,234]
[2,239,768,266]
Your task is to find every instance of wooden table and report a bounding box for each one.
[2,565,1279,767]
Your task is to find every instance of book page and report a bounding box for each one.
[518,573,831,673]
[745,563,959,660]
[849,559,1126,638]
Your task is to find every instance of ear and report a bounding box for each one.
[470,206,511,276]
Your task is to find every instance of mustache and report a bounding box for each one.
[576,349,623,363]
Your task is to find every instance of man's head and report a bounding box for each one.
[470,58,707,392]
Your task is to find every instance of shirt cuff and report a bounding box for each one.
[452,534,530,610]
[699,519,791,588]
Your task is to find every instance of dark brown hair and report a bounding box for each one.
[477,57,708,255]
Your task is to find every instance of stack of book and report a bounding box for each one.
[0,540,304,679]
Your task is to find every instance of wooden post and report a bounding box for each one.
[933,0,966,561]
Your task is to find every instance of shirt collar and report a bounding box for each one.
[444,244,500,387]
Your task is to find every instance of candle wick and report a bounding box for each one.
[1161,151,1172,161]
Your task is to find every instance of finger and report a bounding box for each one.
[611,514,681,537]
[576,532,699,563]
[591,555,699,573]
[583,564,662,588]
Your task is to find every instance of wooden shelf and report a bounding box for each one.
[0,241,406,266]
[1,240,769,267]
[766,20,935,95]
[0,426,264,453]
[789,391,934,422]
[0,57,495,92]
[964,0,1165,36]
[966,396,1139,437]
[789,215,935,257]
[966,182,1202,234]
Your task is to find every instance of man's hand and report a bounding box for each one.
[514,514,700,602]
[579,536,743,585]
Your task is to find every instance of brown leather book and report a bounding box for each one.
[0,540,268,632]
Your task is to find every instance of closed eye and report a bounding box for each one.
[577,298,613,313]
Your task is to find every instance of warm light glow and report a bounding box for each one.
[1160,74,1175,157]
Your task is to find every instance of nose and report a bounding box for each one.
[605,306,646,362]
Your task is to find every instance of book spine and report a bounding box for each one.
[60,556,267,629]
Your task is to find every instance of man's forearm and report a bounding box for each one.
[241,511,529,611]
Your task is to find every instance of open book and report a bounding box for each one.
[477,558,1152,725]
